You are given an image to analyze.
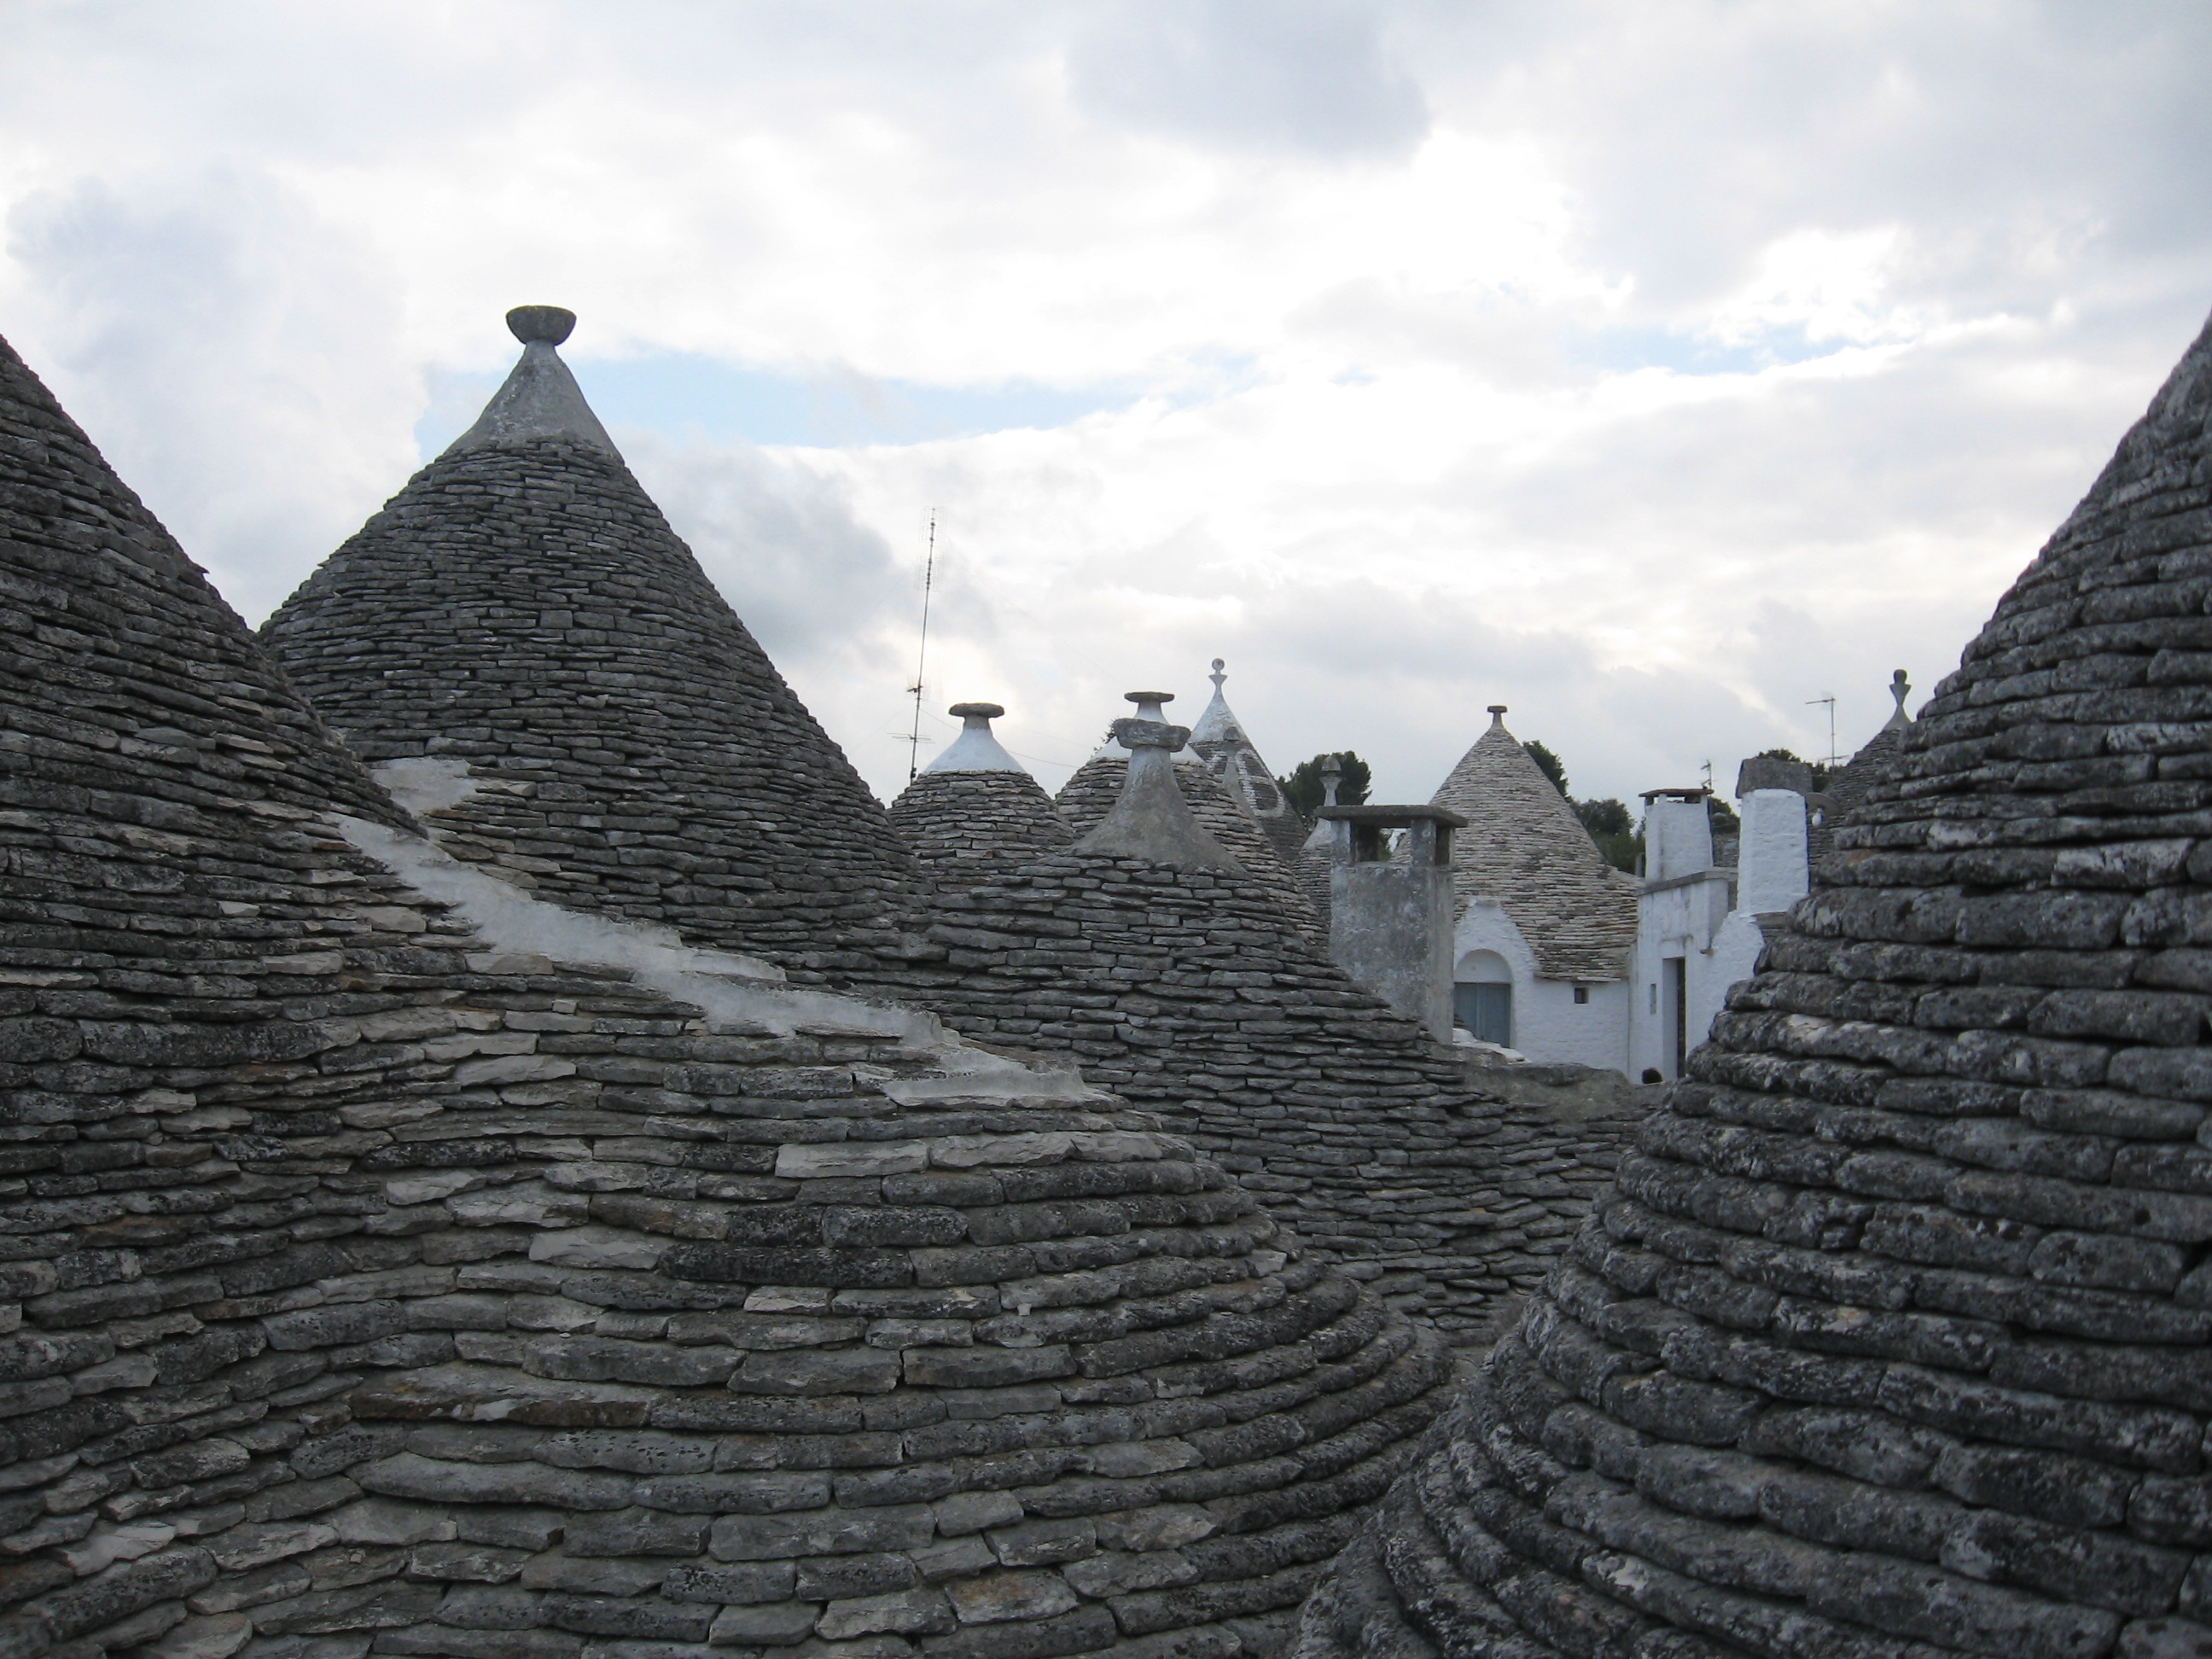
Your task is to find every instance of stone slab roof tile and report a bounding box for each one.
[0,328,1455,1659]
[1429,714,1637,981]
[1299,305,2212,1659]
[261,310,915,978]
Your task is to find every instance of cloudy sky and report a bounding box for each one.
[5,2,2210,806]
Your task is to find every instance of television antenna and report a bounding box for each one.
[905,510,938,783]
[1806,694,1837,769]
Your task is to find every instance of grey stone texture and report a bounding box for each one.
[890,767,1074,897]
[899,849,1645,1345]
[259,332,917,982]
[1058,756,1322,942]
[1299,311,2212,1659]
[0,332,1462,1659]
[1430,713,1638,982]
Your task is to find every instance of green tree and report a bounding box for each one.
[1278,752,1371,820]
[1526,740,1569,796]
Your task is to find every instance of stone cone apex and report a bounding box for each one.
[1300,306,2212,1659]
[262,306,917,975]
[445,305,620,458]
[892,702,1074,890]
[2,328,1457,1659]
[924,701,1027,774]
[1073,693,1243,870]
[1429,707,1636,982]
[1190,659,1308,861]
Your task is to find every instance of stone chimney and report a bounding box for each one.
[1316,802,1466,1042]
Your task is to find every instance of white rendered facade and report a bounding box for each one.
[1450,899,1633,1071]
[1627,787,1812,1083]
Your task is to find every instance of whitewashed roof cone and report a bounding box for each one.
[1188,657,1309,859]
[446,304,620,458]
[922,700,1027,774]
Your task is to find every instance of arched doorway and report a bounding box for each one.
[1453,949,1513,1046]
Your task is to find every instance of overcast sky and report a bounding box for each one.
[6,2,2210,806]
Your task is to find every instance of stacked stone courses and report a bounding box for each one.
[0,333,1464,1659]
[889,771,1074,897]
[905,854,1646,1345]
[1056,760,1321,943]
[1299,312,2212,1659]
[261,360,915,982]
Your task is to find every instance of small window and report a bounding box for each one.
[1649,984,1658,1014]
[1573,986,1590,1005]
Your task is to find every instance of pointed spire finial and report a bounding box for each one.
[1884,668,1912,732]
[1209,658,1227,693]
[507,306,577,346]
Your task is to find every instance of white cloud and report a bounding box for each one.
[2,0,2209,812]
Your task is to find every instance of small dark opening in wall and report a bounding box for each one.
[1352,824,1387,863]
[1573,986,1590,1004]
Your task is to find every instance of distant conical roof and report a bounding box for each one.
[890,703,1073,890]
[1059,691,1323,937]
[262,307,914,975]
[1304,309,2212,1659]
[1189,658,1308,859]
[1430,707,1636,980]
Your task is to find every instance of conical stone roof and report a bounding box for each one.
[1190,661,1309,863]
[0,329,1453,1659]
[1431,710,1638,981]
[920,714,1647,1343]
[1301,311,2212,1659]
[1060,745,1322,942]
[892,703,1074,893]
[262,306,915,979]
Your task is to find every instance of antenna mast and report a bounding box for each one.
[905,510,938,783]
[1806,694,1837,770]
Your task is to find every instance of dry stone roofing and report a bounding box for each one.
[1301,310,2212,1659]
[891,706,1074,894]
[907,838,1639,1343]
[1189,663,1308,864]
[1060,751,1321,942]
[1430,711,1639,981]
[0,329,1463,1659]
[260,307,915,981]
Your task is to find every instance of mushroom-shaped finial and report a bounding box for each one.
[507,306,578,346]
[948,701,1005,723]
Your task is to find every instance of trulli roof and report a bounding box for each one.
[261,307,915,975]
[1188,659,1310,860]
[1429,713,1637,981]
[1303,305,2212,1659]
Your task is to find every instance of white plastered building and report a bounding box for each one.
[1430,707,1639,1069]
